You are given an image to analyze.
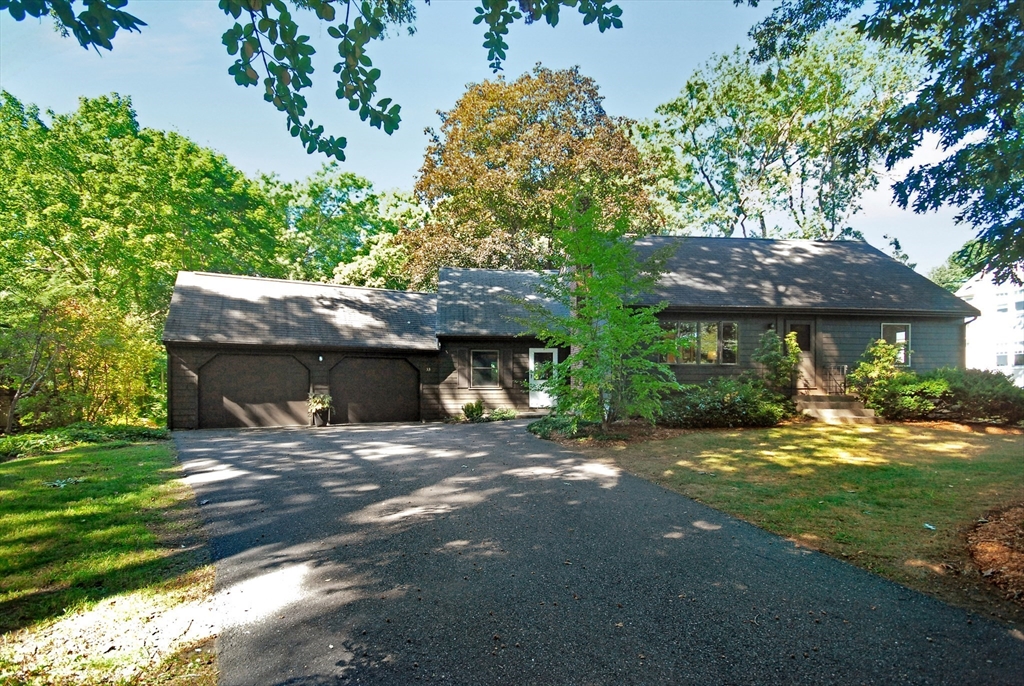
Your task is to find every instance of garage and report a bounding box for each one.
[330,358,420,423]
[199,354,310,428]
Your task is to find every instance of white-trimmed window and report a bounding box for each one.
[470,350,500,388]
[662,321,738,365]
[881,323,911,366]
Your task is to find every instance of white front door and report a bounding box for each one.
[528,348,558,408]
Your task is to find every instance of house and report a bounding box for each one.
[163,237,979,429]
[956,272,1024,387]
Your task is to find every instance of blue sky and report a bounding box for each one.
[0,0,973,272]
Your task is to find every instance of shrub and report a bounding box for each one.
[462,400,484,422]
[0,422,169,461]
[488,408,517,421]
[527,414,597,439]
[751,330,802,396]
[920,367,1024,424]
[659,378,792,429]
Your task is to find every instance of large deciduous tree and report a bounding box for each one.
[742,0,1024,283]
[0,91,285,428]
[639,28,916,240]
[1,0,624,160]
[402,65,657,290]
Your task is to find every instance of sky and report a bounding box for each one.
[0,0,975,272]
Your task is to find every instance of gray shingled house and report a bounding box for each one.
[163,237,979,429]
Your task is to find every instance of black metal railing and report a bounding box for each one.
[826,365,848,395]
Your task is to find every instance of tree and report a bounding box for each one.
[927,252,973,293]
[0,91,285,317]
[0,91,286,429]
[742,0,1024,283]
[402,65,657,290]
[639,28,916,240]
[521,187,678,430]
[1,0,624,160]
[266,164,418,282]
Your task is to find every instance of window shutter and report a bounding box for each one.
[457,349,469,388]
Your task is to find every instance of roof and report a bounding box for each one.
[163,272,438,351]
[436,268,569,337]
[634,237,980,317]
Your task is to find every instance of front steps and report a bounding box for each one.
[795,394,879,425]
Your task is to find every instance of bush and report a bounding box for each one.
[751,330,802,395]
[488,408,517,421]
[920,367,1024,424]
[849,341,1024,424]
[527,414,597,439]
[0,422,169,460]
[462,400,484,422]
[659,378,792,429]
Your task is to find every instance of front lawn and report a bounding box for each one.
[0,439,215,685]
[582,422,1024,623]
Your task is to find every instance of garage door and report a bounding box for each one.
[330,358,419,423]
[199,354,309,428]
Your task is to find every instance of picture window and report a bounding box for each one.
[662,321,738,365]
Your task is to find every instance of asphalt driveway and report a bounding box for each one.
[174,421,1024,685]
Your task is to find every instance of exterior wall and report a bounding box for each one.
[166,344,440,429]
[817,316,966,378]
[658,311,966,392]
[434,338,566,417]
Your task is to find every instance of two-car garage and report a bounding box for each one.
[195,354,421,429]
[164,272,439,430]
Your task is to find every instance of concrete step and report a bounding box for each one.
[796,399,863,411]
[802,407,880,425]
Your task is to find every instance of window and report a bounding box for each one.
[1016,301,1024,311]
[721,322,738,364]
[471,350,500,388]
[996,353,1008,367]
[699,322,718,363]
[1015,353,1024,367]
[881,323,911,366]
[662,321,738,365]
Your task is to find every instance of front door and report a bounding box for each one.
[785,320,816,391]
[528,348,558,408]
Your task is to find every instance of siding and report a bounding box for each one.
[435,338,564,417]
[817,316,965,374]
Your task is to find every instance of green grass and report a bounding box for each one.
[587,422,1024,620]
[0,440,206,635]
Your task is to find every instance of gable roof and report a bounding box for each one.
[437,267,569,337]
[163,271,438,351]
[635,237,980,317]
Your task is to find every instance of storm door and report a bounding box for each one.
[785,320,817,391]
[528,348,558,408]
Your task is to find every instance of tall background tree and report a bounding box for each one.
[639,28,917,240]
[743,0,1024,282]
[402,65,658,290]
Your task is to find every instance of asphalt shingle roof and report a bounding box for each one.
[163,272,438,350]
[436,267,569,337]
[635,236,980,316]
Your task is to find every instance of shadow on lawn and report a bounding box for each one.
[0,442,209,635]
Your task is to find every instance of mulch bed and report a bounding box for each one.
[969,504,1024,608]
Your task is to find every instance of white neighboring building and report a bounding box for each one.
[956,272,1024,387]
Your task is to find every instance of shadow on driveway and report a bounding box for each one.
[175,421,1024,685]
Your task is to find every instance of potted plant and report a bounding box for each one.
[307,392,333,427]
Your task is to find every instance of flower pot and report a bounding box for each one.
[312,409,329,427]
